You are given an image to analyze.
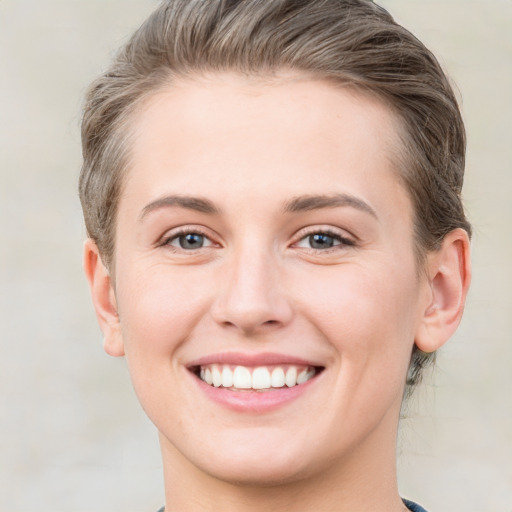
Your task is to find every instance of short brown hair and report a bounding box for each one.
[79,0,471,390]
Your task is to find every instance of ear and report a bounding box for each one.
[415,228,471,353]
[83,239,125,357]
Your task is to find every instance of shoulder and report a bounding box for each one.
[403,498,429,512]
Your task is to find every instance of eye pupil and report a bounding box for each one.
[179,233,204,249]
[309,233,334,249]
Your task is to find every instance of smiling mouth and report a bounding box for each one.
[190,364,324,391]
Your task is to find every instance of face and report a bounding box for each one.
[108,73,431,485]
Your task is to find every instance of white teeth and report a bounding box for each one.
[252,367,271,389]
[297,368,314,384]
[285,366,297,387]
[197,364,318,390]
[271,367,285,388]
[296,369,309,385]
[212,365,222,387]
[233,366,252,389]
[221,365,233,388]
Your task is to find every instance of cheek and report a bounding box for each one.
[115,263,213,358]
[296,261,420,367]
[113,263,216,420]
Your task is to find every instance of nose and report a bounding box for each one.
[210,246,293,336]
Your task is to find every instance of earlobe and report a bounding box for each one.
[415,229,471,353]
[83,239,125,357]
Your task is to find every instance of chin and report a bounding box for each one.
[202,453,315,488]
[162,426,323,487]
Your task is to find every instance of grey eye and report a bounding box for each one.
[169,233,212,250]
[308,233,338,249]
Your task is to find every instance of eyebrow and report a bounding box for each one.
[139,192,377,220]
[282,193,377,218]
[139,195,221,220]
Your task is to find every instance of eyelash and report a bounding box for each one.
[159,227,355,253]
[293,228,356,252]
[160,227,216,252]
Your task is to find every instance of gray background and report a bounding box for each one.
[1,0,511,511]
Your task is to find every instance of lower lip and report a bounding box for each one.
[190,372,321,413]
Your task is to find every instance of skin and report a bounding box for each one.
[85,73,470,512]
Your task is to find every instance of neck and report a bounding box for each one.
[160,405,405,512]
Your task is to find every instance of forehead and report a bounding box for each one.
[132,73,400,155]
[122,72,410,221]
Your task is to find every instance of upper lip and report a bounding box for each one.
[186,352,324,369]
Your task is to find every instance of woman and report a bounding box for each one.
[80,1,471,510]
